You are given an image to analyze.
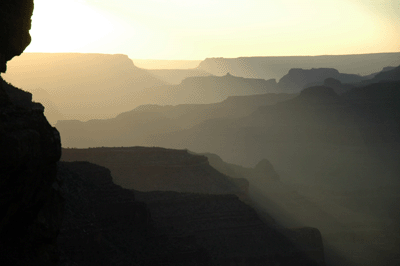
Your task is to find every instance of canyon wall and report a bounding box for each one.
[1,1,64,264]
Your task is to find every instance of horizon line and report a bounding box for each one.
[21,51,400,61]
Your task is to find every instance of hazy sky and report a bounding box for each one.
[26,0,400,60]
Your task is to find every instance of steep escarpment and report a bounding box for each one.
[0,80,63,265]
[0,71,63,264]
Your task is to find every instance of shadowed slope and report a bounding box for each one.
[56,92,294,148]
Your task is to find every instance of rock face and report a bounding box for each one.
[0,79,63,265]
[0,0,34,72]
[1,2,64,264]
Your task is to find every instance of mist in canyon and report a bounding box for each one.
[3,50,400,265]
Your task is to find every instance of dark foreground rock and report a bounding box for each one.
[0,0,34,73]
[0,79,62,265]
[1,2,65,264]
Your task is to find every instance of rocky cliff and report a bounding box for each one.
[1,1,64,264]
[0,77,63,266]
[0,0,34,73]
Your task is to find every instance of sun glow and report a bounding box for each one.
[25,0,400,60]
[26,0,125,53]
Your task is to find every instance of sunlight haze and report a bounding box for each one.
[2,1,400,265]
[25,0,400,61]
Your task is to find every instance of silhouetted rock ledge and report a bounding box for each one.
[0,0,34,72]
[0,79,62,265]
[1,1,64,265]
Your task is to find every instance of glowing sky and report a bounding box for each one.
[25,0,400,60]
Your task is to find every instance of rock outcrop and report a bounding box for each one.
[1,1,64,264]
[0,74,63,266]
[0,0,34,72]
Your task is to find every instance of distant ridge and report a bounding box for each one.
[138,73,279,106]
[148,68,212,84]
[197,52,400,80]
[132,59,202,69]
